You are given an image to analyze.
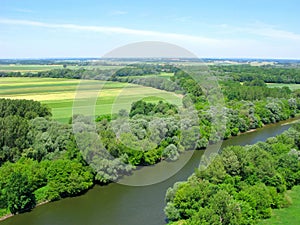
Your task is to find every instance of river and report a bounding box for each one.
[0,119,298,225]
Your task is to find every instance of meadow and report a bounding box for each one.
[0,77,182,123]
[267,83,300,91]
[259,186,300,225]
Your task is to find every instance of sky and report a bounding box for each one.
[0,0,300,59]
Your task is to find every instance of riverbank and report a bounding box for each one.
[164,123,300,224]
[240,116,300,135]
[1,116,299,224]
[281,118,300,126]
[0,214,12,223]
[0,201,49,222]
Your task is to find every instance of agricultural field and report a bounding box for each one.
[0,64,123,73]
[0,64,64,72]
[259,186,300,225]
[0,77,182,123]
[267,83,300,91]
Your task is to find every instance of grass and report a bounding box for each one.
[258,186,300,225]
[0,77,182,123]
[267,83,300,91]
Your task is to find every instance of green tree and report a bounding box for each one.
[6,172,36,214]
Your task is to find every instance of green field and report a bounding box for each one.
[267,83,300,91]
[0,77,182,123]
[259,186,300,225]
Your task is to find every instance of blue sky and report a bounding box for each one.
[0,0,300,59]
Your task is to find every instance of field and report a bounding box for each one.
[0,64,123,72]
[267,83,300,91]
[0,77,182,123]
[259,186,300,225]
[0,64,64,72]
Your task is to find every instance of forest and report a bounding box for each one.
[0,99,94,215]
[211,64,300,84]
[165,124,300,225]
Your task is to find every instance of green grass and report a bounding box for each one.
[267,83,300,91]
[0,77,182,123]
[258,186,300,225]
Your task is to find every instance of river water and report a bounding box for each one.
[1,119,298,225]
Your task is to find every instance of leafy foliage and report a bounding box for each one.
[165,127,300,224]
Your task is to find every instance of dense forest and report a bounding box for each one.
[0,99,94,215]
[211,64,300,84]
[164,124,300,225]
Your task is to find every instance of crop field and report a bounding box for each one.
[0,77,182,123]
[259,186,300,225]
[267,83,300,91]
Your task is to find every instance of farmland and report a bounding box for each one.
[0,77,182,123]
[0,64,64,72]
[0,64,124,73]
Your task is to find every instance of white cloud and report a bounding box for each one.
[247,27,300,41]
[0,18,222,45]
[0,18,300,58]
[217,22,300,41]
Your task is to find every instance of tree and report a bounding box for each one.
[221,149,241,176]
[6,172,36,214]
[162,144,179,161]
[46,159,94,200]
[209,190,243,225]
